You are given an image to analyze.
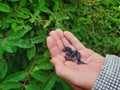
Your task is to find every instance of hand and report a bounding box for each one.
[46,29,104,90]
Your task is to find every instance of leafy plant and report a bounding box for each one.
[0,0,120,90]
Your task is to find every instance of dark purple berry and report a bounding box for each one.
[77,61,86,64]
[76,51,81,62]
[62,46,72,53]
[69,50,77,58]
[62,46,86,65]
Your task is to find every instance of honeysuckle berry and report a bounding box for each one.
[62,46,86,65]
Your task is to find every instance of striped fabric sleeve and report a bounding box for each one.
[92,55,120,90]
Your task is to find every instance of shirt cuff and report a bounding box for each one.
[92,55,120,90]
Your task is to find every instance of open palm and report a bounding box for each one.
[46,29,104,90]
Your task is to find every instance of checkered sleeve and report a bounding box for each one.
[92,55,120,90]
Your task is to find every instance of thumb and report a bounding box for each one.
[50,58,65,76]
[51,58,74,80]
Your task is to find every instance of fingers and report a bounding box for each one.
[64,31,86,50]
[47,29,95,63]
[49,29,75,56]
[50,30,64,53]
[56,29,71,47]
[63,31,95,60]
[46,36,62,58]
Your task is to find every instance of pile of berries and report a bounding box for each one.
[62,46,86,65]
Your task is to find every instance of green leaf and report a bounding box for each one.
[33,9,40,17]
[0,33,3,38]
[8,0,19,2]
[59,78,73,90]
[38,0,52,14]
[41,6,52,14]
[0,3,10,12]
[20,8,31,15]
[16,39,33,48]
[42,72,57,90]
[27,46,36,60]
[0,61,8,79]
[19,0,27,7]
[1,39,17,53]
[38,0,45,7]
[33,56,53,71]
[32,36,45,44]
[0,40,14,54]
[53,1,59,12]
[24,25,32,30]
[2,44,14,53]
[0,48,4,59]
[33,60,53,71]
[25,85,40,90]
[43,20,51,28]
[31,71,48,83]
[0,82,21,90]
[29,0,33,3]
[14,39,34,48]
[55,21,64,28]
[7,25,31,40]
[12,10,30,19]
[5,71,27,82]
[51,13,69,21]
[43,51,50,59]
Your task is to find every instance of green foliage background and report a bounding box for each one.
[0,0,120,90]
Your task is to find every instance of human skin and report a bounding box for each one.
[46,29,104,90]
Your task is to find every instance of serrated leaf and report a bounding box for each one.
[42,72,57,90]
[27,46,36,60]
[0,61,8,79]
[31,71,48,82]
[0,3,10,12]
[25,85,40,90]
[5,71,27,82]
[0,82,21,90]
